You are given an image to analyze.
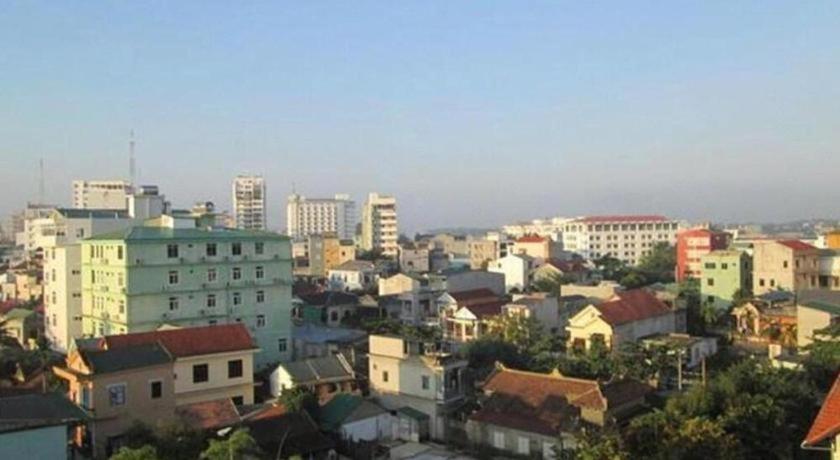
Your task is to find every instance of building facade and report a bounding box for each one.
[80,223,293,368]
[72,180,133,210]
[699,250,752,311]
[232,175,267,230]
[675,228,731,282]
[562,215,680,265]
[361,193,398,257]
[752,240,820,295]
[286,193,355,240]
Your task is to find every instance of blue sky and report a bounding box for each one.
[2,1,839,232]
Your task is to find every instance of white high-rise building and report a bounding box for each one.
[72,180,133,210]
[562,215,681,265]
[361,193,398,257]
[286,193,355,240]
[232,175,267,230]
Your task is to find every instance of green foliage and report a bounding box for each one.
[121,421,206,460]
[803,325,840,391]
[201,428,260,460]
[637,242,676,281]
[110,445,160,460]
[593,256,628,282]
[533,272,575,297]
[462,337,527,371]
[556,428,627,460]
[730,287,753,307]
[277,386,319,419]
[618,270,648,289]
[360,318,440,341]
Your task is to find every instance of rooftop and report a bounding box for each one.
[79,342,172,374]
[803,373,840,448]
[776,239,819,251]
[176,398,241,430]
[332,260,375,271]
[319,394,386,431]
[0,392,88,434]
[576,215,668,224]
[102,324,257,358]
[86,226,288,242]
[595,289,672,326]
[278,354,354,384]
[55,208,130,219]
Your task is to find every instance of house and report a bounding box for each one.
[488,254,535,292]
[0,392,88,460]
[732,299,797,345]
[442,269,506,297]
[368,335,467,441]
[566,289,677,350]
[378,273,426,296]
[443,294,507,343]
[802,373,840,459]
[503,293,562,334]
[510,235,562,262]
[295,291,359,327]
[752,240,820,295]
[175,398,241,431]
[328,260,377,291]
[675,228,731,282]
[466,365,652,458]
[53,342,177,458]
[797,290,840,347]
[319,393,393,442]
[532,258,589,284]
[437,288,504,323]
[94,324,259,406]
[399,244,430,273]
[292,322,368,362]
[0,307,40,348]
[699,250,752,310]
[269,353,357,401]
[639,333,718,369]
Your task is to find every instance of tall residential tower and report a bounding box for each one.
[232,175,266,230]
[361,193,398,257]
[286,193,355,240]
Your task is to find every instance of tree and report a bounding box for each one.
[555,428,627,460]
[730,287,752,307]
[618,270,648,289]
[533,272,575,297]
[593,256,628,282]
[637,242,676,283]
[803,324,840,391]
[277,387,319,419]
[110,445,160,460]
[201,429,260,460]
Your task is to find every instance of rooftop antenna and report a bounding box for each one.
[38,158,45,205]
[129,129,137,186]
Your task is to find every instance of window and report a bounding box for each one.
[168,270,179,285]
[232,267,241,280]
[233,292,241,306]
[207,268,217,282]
[382,371,389,383]
[192,364,209,383]
[770,279,776,287]
[255,266,264,279]
[232,242,242,256]
[167,244,179,259]
[118,300,125,314]
[206,294,216,308]
[117,246,123,260]
[784,260,789,269]
[206,243,217,257]
[150,380,162,399]
[278,338,287,352]
[228,359,243,378]
[759,279,765,287]
[493,431,505,449]
[169,297,179,311]
[257,315,266,328]
[108,384,127,406]
[421,375,430,390]
[721,263,728,270]
[256,290,265,303]
[517,436,530,455]
[232,396,244,406]
[255,242,264,255]
[707,278,714,287]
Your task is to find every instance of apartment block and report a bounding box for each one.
[676,228,731,281]
[286,193,355,240]
[699,250,752,311]
[72,180,133,210]
[361,193,398,257]
[752,240,820,295]
[80,222,293,368]
[232,175,266,230]
[562,215,680,265]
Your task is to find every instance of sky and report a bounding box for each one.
[1,1,839,233]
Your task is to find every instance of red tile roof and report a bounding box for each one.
[177,398,241,430]
[803,373,840,447]
[777,240,818,251]
[577,215,667,223]
[595,289,672,326]
[463,301,507,319]
[544,258,586,273]
[103,324,256,358]
[516,235,547,243]
[449,289,500,307]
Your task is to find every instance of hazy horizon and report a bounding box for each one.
[2,2,839,232]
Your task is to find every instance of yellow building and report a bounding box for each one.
[752,240,820,295]
[826,230,840,250]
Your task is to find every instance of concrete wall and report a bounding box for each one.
[173,352,255,405]
[797,305,834,348]
[0,425,68,460]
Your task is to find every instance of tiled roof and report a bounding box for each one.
[279,354,354,384]
[0,392,88,433]
[103,324,256,358]
[543,258,586,273]
[80,342,172,374]
[297,291,359,307]
[463,301,506,319]
[576,215,668,223]
[176,398,241,430]
[777,240,818,251]
[595,289,672,326]
[449,288,499,305]
[803,373,840,447]
[332,260,375,271]
[516,235,547,243]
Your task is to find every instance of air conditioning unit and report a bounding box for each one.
[200,256,206,262]
[179,257,185,263]
[273,254,280,260]
[136,259,143,265]
[162,312,170,319]
[199,309,206,316]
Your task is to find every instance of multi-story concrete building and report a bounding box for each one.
[80,221,293,368]
[469,239,498,270]
[361,193,398,257]
[232,175,266,230]
[399,244,430,273]
[286,193,355,240]
[72,180,133,210]
[699,250,752,311]
[501,217,572,241]
[824,230,840,250]
[306,234,356,278]
[510,235,562,262]
[676,228,731,282]
[488,254,535,292]
[562,215,680,265]
[368,335,466,441]
[752,240,821,295]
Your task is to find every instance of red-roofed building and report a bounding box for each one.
[753,240,821,295]
[802,373,840,458]
[533,258,591,284]
[511,235,561,261]
[439,289,507,342]
[466,365,652,457]
[675,228,731,282]
[94,324,258,406]
[562,215,680,266]
[566,289,679,350]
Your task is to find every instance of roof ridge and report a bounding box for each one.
[495,363,599,385]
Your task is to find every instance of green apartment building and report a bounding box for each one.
[80,224,293,368]
[700,250,752,310]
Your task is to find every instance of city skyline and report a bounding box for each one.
[2,2,840,231]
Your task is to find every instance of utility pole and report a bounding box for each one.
[701,355,707,388]
[677,350,683,391]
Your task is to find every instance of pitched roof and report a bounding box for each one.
[799,290,840,314]
[463,301,507,319]
[176,398,241,430]
[576,215,667,224]
[297,291,359,307]
[0,392,88,434]
[86,226,288,242]
[103,324,256,358]
[319,394,387,431]
[279,354,354,384]
[803,373,840,447]
[449,288,500,306]
[516,235,547,243]
[332,260,375,271]
[777,239,818,251]
[79,342,172,374]
[543,258,586,273]
[595,289,672,326]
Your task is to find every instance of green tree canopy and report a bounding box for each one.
[110,445,160,460]
[201,428,260,460]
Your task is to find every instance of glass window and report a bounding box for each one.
[278,338,287,352]
[228,359,243,378]
[192,364,209,383]
[232,267,241,280]
[256,290,265,303]
[257,314,266,327]
[206,294,216,308]
[168,297,178,311]
[150,380,162,399]
[168,270,179,285]
[207,268,217,282]
[255,242,264,255]
[108,384,127,406]
[233,292,241,306]
[206,243,217,257]
[421,375,430,390]
[167,244,179,259]
[117,246,123,260]
[232,243,242,256]
[382,371,389,383]
[255,266,264,279]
